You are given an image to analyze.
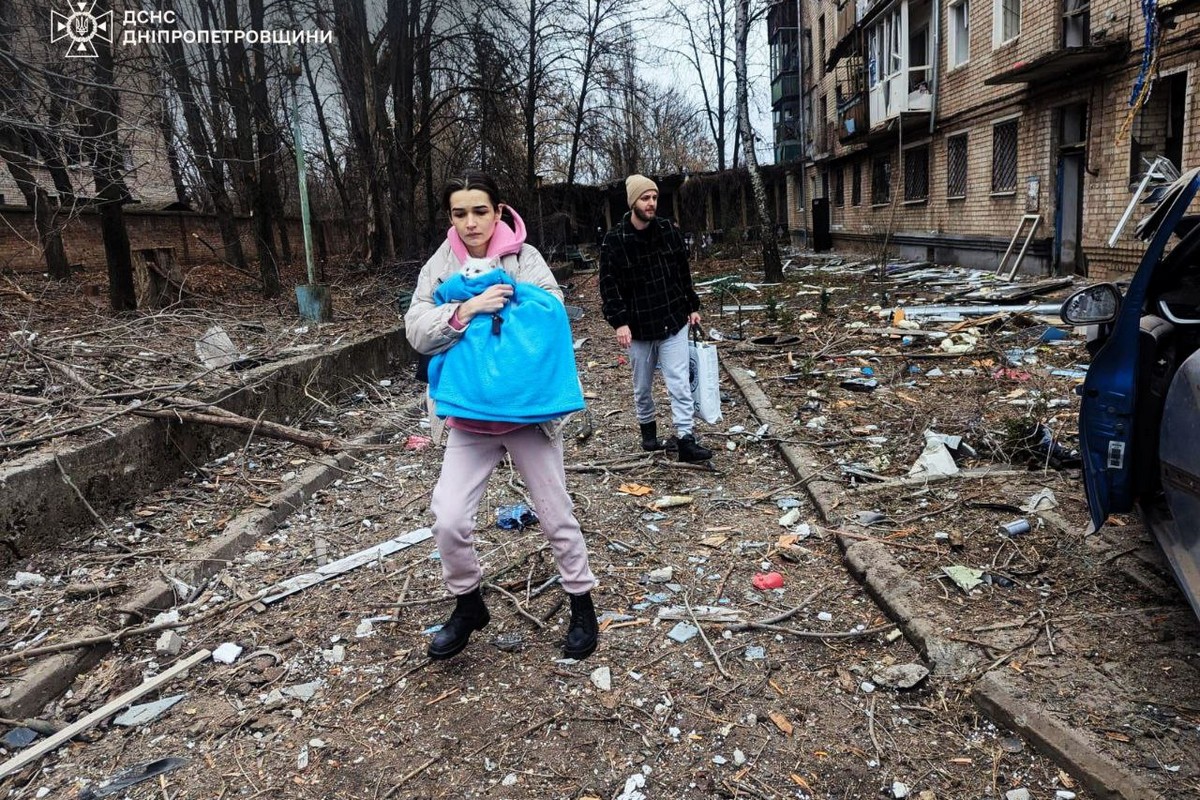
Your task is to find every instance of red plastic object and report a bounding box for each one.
[752,571,785,590]
[405,435,432,450]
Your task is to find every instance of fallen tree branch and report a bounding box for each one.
[832,528,942,554]
[686,592,732,681]
[735,621,897,640]
[484,581,545,629]
[728,585,827,633]
[0,595,262,666]
[130,407,343,452]
[0,392,50,406]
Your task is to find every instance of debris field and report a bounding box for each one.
[1,251,1198,799]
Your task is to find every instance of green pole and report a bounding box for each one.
[290,73,316,286]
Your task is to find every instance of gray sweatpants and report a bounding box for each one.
[630,325,695,437]
[430,426,597,596]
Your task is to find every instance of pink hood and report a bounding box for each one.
[447,206,528,264]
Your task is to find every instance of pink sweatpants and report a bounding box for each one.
[430,426,597,596]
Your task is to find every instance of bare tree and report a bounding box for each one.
[89,0,138,310]
[670,0,733,170]
[734,0,781,281]
[560,0,628,186]
[0,0,71,280]
[332,0,393,266]
[157,0,246,268]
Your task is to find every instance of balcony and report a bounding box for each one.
[837,92,868,141]
[775,140,803,164]
[767,0,797,34]
[771,73,800,108]
[983,40,1129,86]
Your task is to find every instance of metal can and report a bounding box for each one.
[999,518,1031,537]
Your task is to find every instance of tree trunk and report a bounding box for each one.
[90,0,136,311]
[335,0,393,266]
[195,0,248,270]
[735,0,782,282]
[224,0,279,296]
[249,0,292,266]
[300,44,350,217]
[0,131,70,280]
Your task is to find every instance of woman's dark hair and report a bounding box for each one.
[441,171,502,212]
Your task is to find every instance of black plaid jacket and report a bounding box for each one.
[599,213,701,341]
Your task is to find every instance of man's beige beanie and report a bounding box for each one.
[625,174,658,208]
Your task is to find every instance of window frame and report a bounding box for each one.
[903,142,930,203]
[991,116,1019,195]
[871,154,893,206]
[993,0,1020,46]
[949,0,970,68]
[946,132,969,200]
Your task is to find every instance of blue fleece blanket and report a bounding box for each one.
[429,268,585,423]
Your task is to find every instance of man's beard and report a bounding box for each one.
[633,206,655,223]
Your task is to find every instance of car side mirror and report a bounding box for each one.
[1061,283,1122,325]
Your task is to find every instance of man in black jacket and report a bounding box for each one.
[599,174,713,463]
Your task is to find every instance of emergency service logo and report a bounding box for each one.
[50,0,113,58]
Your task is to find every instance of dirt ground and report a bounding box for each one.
[2,250,1199,799]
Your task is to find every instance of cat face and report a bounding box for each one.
[460,257,497,278]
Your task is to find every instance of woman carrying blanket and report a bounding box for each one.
[404,171,598,661]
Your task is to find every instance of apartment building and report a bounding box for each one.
[0,2,179,210]
[770,0,1199,279]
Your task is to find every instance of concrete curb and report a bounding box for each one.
[725,363,976,676]
[0,421,404,719]
[115,448,367,625]
[973,671,1163,800]
[722,363,843,517]
[0,627,110,720]
[723,360,1155,796]
[1,327,412,559]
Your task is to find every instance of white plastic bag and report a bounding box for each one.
[689,334,722,424]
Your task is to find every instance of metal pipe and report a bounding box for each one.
[289,70,316,286]
[928,0,940,134]
[900,302,1064,319]
[795,0,809,248]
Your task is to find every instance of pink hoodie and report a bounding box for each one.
[447,206,528,264]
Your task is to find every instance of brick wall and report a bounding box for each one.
[784,0,1200,281]
[0,207,363,273]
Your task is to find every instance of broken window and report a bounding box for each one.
[947,133,968,199]
[819,16,827,76]
[872,154,892,205]
[852,162,863,206]
[834,167,845,207]
[950,0,969,66]
[1063,0,1090,47]
[904,144,929,202]
[994,0,1020,44]
[991,118,1018,193]
[1129,72,1186,183]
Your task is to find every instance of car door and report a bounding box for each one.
[1078,171,1200,530]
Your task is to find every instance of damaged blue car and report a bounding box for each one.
[1061,167,1200,616]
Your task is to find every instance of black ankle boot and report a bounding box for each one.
[563,591,599,660]
[639,421,669,451]
[428,587,490,660]
[677,433,713,463]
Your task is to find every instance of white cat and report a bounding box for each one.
[460,256,499,278]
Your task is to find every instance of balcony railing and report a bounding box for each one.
[775,140,803,164]
[771,73,800,107]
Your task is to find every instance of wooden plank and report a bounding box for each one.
[0,649,211,779]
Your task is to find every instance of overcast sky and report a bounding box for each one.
[647,6,777,167]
